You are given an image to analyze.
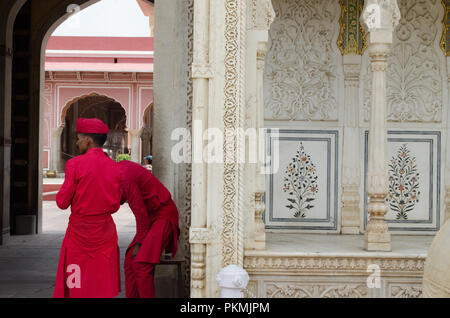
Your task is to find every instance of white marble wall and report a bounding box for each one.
[264,0,342,122]
[264,0,448,235]
[362,0,445,123]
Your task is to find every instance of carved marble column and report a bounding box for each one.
[128,129,141,163]
[361,0,400,251]
[51,126,63,172]
[189,0,210,298]
[253,42,270,249]
[341,55,362,234]
[245,0,275,250]
[445,58,450,223]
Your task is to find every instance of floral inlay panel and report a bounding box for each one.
[364,131,441,233]
[387,144,420,220]
[265,130,339,232]
[283,142,319,218]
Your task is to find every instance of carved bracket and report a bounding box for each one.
[189,227,212,244]
[192,63,214,79]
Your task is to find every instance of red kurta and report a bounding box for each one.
[119,160,179,259]
[53,148,122,298]
[119,160,179,298]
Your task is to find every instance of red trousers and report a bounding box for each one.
[124,254,156,298]
[124,219,174,298]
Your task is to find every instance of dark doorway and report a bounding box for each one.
[60,94,128,169]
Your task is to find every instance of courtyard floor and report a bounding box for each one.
[0,201,436,298]
[0,201,136,298]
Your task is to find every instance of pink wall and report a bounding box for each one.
[43,36,153,170]
[43,74,153,169]
[47,36,154,52]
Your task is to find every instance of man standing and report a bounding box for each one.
[118,159,179,298]
[53,118,122,298]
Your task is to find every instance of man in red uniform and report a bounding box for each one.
[118,159,179,298]
[53,118,122,298]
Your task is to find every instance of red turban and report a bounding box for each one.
[76,118,109,134]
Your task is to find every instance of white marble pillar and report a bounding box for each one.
[341,55,362,234]
[189,0,210,298]
[128,129,141,163]
[245,0,275,251]
[361,0,400,251]
[51,126,63,172]
[253,42,269,249]
[445,57,450,223]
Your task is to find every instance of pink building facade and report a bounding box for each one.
[43,36,154,172]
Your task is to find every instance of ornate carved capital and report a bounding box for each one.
[343,63,361,79]
[256,46,267,71]
[192,63,213,79]
[189,227,212,244]
[248,0,275,31]
[361,0,401,33]
[343,62,362,87]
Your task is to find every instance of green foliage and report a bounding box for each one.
[115,153,131,163]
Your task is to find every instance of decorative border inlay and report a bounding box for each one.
[223,0,240,267]
[244,254,425,274]
[338,0,367,55]
[441,0,450,56]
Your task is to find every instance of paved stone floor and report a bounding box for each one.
[0,202,136,298]
[0,201,436,298]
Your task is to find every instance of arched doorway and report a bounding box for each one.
[141,102,153,164]
[60,93,128,169]
[2,0,193,298]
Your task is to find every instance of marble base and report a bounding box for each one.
[341,227,360,235]
[365,232,391,251]
[244,233,431,298]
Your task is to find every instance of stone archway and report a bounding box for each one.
[59,93,128,169]
[0,0,194,297]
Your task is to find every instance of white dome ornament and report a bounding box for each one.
[216,265,250,298]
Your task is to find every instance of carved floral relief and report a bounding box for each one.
[363,0,443,122]
[264,0,340,121]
